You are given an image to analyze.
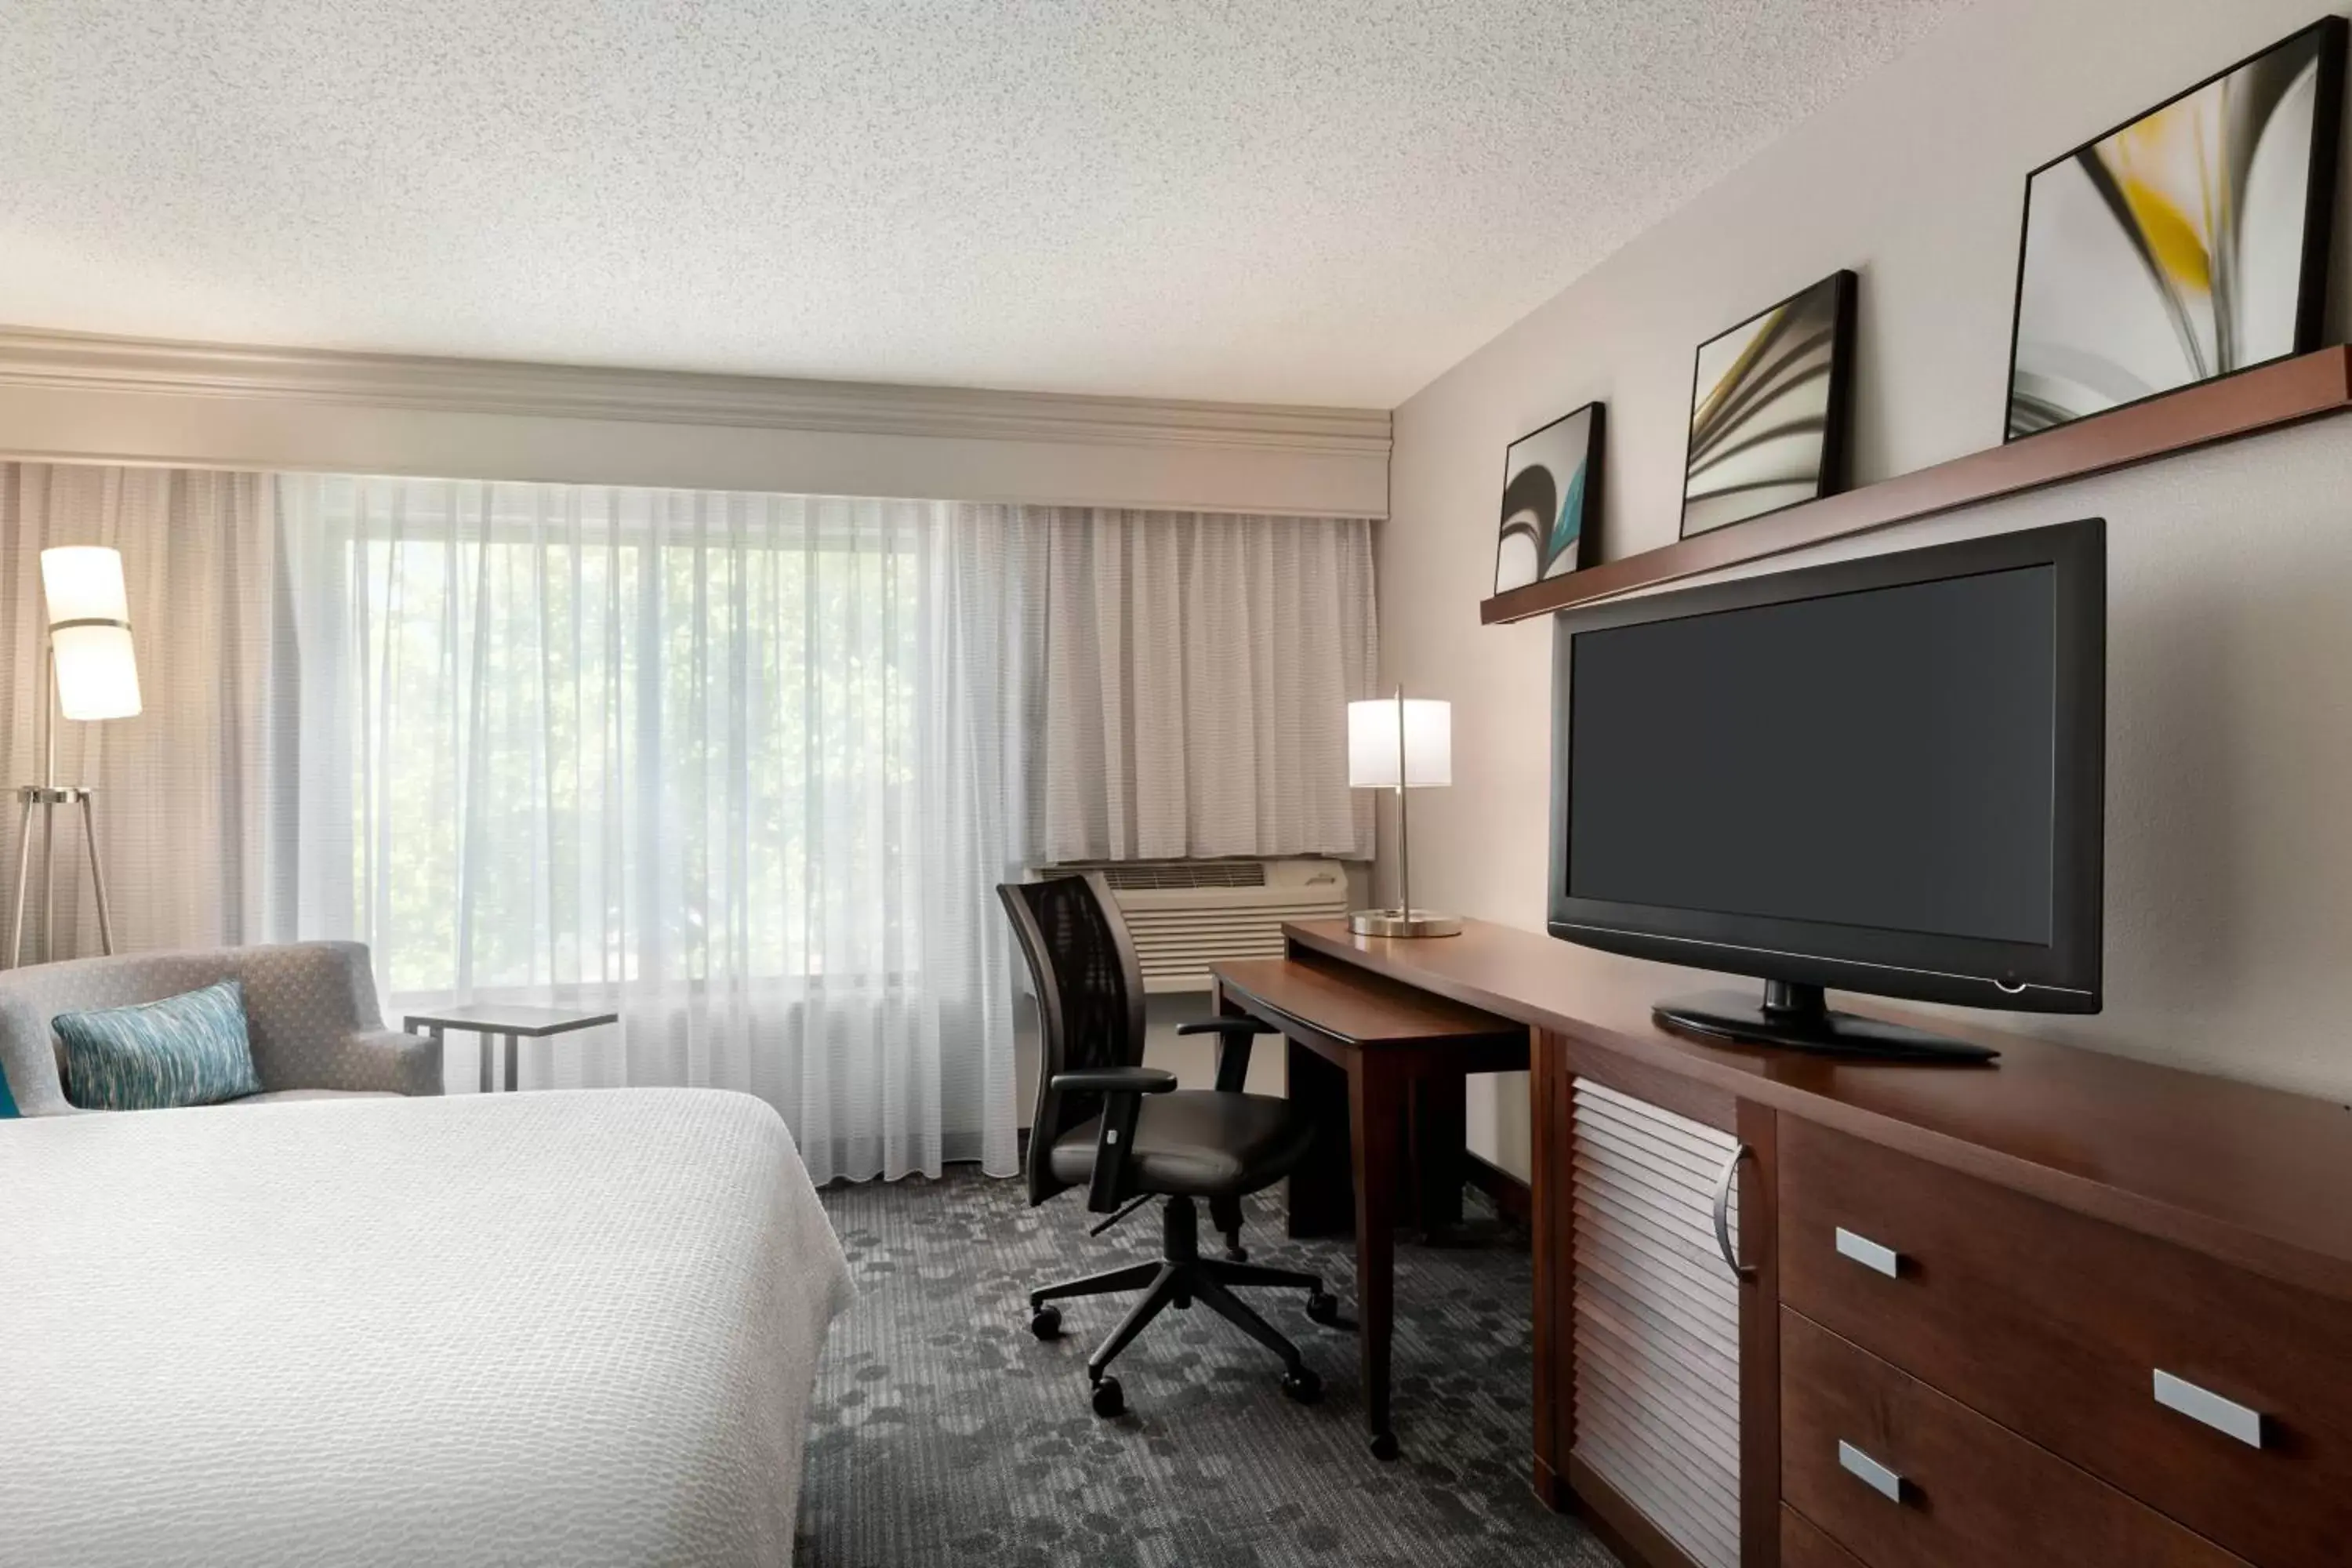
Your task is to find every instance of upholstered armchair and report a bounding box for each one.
[0,942,441,1116]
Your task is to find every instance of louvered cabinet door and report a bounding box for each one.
[1572,1078,1745,1568]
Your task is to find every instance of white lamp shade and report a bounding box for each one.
[41,546,142,720]
[42,546,130,622]
[1348,697,1450,789]
[52,626,142,720]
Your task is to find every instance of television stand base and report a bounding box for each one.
[1654,982,1998,1063]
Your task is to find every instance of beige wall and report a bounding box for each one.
[1384,0,2352,1178]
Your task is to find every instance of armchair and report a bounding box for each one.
[0,941,441,1116]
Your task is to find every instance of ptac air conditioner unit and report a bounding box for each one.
[1048,858,1351,993]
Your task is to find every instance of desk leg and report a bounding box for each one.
[478,1033,492,1095]
[504,1033,520,1093]
[1287,1039,1355,1239]
[1349,1056,1403,1460]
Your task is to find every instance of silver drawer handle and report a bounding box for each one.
[2153,1370,2265,1448]
[1710,1142,1755,1283]
[1838,1440,1904,1502]
[1835,1226,1902,1279]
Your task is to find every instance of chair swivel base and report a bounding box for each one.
[1028,1193,1348,1418]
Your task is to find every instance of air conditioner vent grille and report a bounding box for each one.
[1091,861,1268,891]
[1033,858,1350,992]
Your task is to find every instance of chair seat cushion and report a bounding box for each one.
[53,978,264,1111]
[1049,1090,1314,1197]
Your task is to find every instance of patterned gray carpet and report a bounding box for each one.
[797,1167,1615,1568]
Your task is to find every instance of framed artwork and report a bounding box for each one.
[1680,270,1857,538]
[1494,401,1604,594]
[2005,18,2346,441]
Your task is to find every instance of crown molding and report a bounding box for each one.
[0,327,1390,457]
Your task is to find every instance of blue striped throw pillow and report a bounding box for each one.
[55,979,263,1111]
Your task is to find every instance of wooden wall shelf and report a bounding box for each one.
[1479,345,2352,625]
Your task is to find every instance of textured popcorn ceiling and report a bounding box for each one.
[0,1,1972,405]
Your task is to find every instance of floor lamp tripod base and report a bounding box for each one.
[1348,909,1463,938]
[9,782,116,967]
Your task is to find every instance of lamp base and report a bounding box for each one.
[1348,908,1463,938]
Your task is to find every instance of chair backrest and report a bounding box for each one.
[997,873,1148,1205]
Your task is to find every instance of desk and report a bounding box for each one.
[1211,954,1527,1458]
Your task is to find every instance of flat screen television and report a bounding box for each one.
[1548,518,2103,1062]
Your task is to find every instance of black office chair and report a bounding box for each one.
[1000,872,1346,1418]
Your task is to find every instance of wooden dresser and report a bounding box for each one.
[1279,917,2352,1568]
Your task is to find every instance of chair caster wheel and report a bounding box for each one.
[1306,1290,1352,1329]
[1369,1431,1399,1461]
[1091,1375,1125,1418]
[1279,1367,1323,1405]
[1029,1305,1062,1340]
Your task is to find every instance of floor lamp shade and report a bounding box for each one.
[41,547,141,720]
[1345,693,1460,938]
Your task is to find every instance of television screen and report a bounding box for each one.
[1548,518,2103,1039]
[1567,565,2056,944]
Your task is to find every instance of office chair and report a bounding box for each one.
[1000,872,1347,1417]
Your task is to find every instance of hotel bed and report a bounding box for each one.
[0,1087,853,1568]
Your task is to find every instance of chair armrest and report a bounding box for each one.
[1052,1068,1175,1211]
[1178,1016,1279,1092]
[1051,1067,1178,1095]
[295,1027,445,1097]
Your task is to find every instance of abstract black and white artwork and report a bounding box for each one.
[1681,271,1856,537]
[1494,401,1603,593]
[2006,19,2345,439]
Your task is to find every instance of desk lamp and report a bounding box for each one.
[1346,689,1460,938]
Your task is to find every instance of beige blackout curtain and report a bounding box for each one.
[1015,506,1377,865]
[0,463,288,961]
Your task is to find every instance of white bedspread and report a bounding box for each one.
[0,1088,852,1568]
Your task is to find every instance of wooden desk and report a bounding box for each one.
[1211,954,1528,1458]
[1267,916,2352,1568]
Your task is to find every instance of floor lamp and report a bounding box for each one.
[1345,688,1461,938]
[9,546,141,967]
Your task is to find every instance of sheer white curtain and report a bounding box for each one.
[0,463,289,960]
[267,477,1375,1184]
[274,476,1029,1183]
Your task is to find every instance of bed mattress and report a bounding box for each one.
[0,1087,852,1567]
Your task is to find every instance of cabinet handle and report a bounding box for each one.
[1710,1142,1755,1283]
[1838,1440,1905,1503]
[1835,1226,1902,1279]
[2153,1370,2266,1448]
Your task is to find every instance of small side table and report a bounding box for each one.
[401,1004,619,1094]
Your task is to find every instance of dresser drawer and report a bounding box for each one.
[1783,1308,2248,1568]
[1780,1506,1866,1568]
[1781,1116,2352,1568]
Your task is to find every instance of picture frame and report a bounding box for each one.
[2003,17,2347,441]
[1679,270,1857,539]
[1494,401,1605,594]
